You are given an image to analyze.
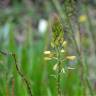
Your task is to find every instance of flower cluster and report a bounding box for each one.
[44,14,76,73]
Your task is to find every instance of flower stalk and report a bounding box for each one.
[0,50,33,96]
[44,14,76,96]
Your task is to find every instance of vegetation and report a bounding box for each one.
[0,0,96,96]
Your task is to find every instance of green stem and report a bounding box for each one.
[0,50,33,96]
[51,0,65,21]
[86,77,94,96]
[76,3,95,96]
[84,4,96,54]
[56,47,62,96]
[64,6,81,56]
[64,2,87,95]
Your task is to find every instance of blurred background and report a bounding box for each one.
[0,0,96,96]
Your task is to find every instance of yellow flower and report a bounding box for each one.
[44,51,51,55]
[60,49,65,53]
[62,41,67,47]
[61,68,65,74]
[79,15,87,23]
[44,57,52,61]
[53,64,58,71]
[44,50,53,58]
[67,67,75,70]
[66,56,76,60]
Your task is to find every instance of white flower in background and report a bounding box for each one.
[1,22,10,45]
[3,23,10,39]
[38,19,48,34]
